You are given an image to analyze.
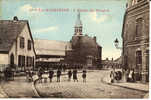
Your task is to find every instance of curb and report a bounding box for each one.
[0,83,9,98]
[101,74,149,93]
[33,79,43,98]
[31,80,40,98]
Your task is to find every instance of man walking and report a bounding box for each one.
[57,69,61,82]
[38,68,43,83]
[73,69,78,82]
[82,69,87,83]
[49,69,54,82]
[68,69,72,81]
[110,71,115,83]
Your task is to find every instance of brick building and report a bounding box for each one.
[122,0,149,82]
[65,12,102,69]
[0,16,36,71]
[34,12,102,69]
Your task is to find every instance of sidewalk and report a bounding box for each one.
[102,71,149,98]
[0,76,39,98]
[0,85,8,98]
[0,70,94,98]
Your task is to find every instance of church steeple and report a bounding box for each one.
[74,11,82,36]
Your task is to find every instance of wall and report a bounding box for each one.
[122,0,149,82]
[9,23,35,70]
[123,1,149,69]
[0,54,8,64]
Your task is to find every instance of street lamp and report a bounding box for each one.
[114,38,127,82]
[114,38,122,50]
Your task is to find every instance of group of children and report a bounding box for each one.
[47,69,87,83]
[26,68,87,83]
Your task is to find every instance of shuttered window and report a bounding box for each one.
[28,40,32,50]
[20,37,25,48]
[18,55,25,67]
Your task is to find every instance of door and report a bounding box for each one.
[136,50,142,81]
[10,53,14,68]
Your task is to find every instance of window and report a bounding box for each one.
[136,18,143,37]
[145,50,149,70]
[28,40,32,50]
[0,38,2,44]
[125,23,128,40]
[32,57,35,67]
[18,55,25,67]
[136,51,142,65]
[20,37,25,48]
[26,56,33,67]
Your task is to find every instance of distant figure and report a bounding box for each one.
[132,69,135,82]
[117,71,122,80]
[38,68,43,83]
[82,69,87,83]
[110,71,115,83]
[29,70,33,82]
[49,69,54,82]
[68,69,72,81]
[73,69,78,82]
[128,70,133,82]
[57,69,61,82]
[114,72,118,81]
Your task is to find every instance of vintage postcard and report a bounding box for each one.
[0,0,149,98]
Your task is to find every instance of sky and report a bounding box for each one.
[0,0,127,60]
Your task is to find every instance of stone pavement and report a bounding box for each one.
[0,70,149,98]
[102,69,149,98]
[0,76,39,98]
[35,70,147,98]
[0,85,8,98]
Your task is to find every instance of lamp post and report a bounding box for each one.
[114,38,122,50]
[114,38,127,82]
[114,38,122,70]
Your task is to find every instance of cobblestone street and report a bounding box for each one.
[35,70,148,98]
[0,70,149,98]
[0,76,39,98]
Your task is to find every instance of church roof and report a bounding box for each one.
[75,12,82,27]
[34,39,72,56]
[72,35,101,48]
[0,19,27,52]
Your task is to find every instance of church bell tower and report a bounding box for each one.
[74,12,83,36]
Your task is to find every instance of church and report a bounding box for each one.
[34,12,102,69]
[65,12,102,69]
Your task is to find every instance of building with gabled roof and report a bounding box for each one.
[0,16,36,71]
